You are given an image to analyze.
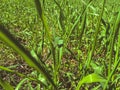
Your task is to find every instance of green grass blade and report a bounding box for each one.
[76,73,106,90]
[78,12,87,50]
[0,66,47,86]
[0,77,14,90]
[64,0,93,44]
[0,66,24,77]
[15,78,28,90]
[86,0,106,68]
[54,0,65,34]
[108,7,120,74]
[34,0,52,42]
[0,25,56,88]
[103,10,120,89]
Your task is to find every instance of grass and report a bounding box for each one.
[0,0,120,89]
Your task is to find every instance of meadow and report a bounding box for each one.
[0,0,120,90]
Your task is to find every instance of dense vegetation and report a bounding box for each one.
[0,0,120,89]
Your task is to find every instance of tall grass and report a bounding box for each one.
[0,0,120,89]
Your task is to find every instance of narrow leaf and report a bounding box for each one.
[0,78,14,90]
[76,73,106,90]
[0,25,56,88]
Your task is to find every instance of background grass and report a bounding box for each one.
[0,0,120,89]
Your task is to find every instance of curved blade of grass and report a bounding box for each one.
[0,66,24,77]
[0,77,14,90]
[103,10,120,89]
[53,0,65,34]
[0,25,56,88]
[108,7,120,74]
[34,0,52,42]
[76,73,106,90]
[15,78,28,90]
[85,0,106,68]
[64,0,93,44]
[79,12,86,44]
[0,65,47,86]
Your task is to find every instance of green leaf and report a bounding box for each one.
[0,25,56,88]
[15,78,28,90]
[76,73,106,90]
[0,78,14,90]
[90,61,103,75]
[0,66,47,86]
[0,66,24,77]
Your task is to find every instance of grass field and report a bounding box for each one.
[0,0,120,90]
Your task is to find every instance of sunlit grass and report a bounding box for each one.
[0,0,120,89]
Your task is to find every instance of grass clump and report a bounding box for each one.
[0,0,120,90]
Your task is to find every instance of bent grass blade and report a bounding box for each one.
[103,9,120,90]
[76,73,106,90]
[0,25,56,88]
[0,77,14,90]
[0,66,47,86]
